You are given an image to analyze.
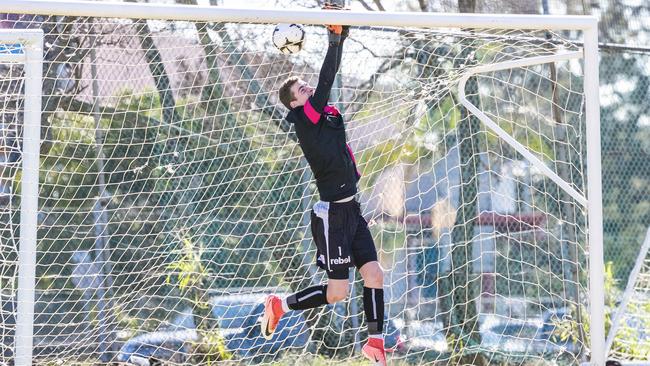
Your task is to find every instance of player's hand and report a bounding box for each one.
[327,25,343,35]
[328,25,350,37]
[322,2,346,10]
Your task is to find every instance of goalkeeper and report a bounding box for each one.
[263,7,389,365]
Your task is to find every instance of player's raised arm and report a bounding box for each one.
[323,2,349,75]
[335,25,348,73]
[305,4,348,114]
[307,27,342,114]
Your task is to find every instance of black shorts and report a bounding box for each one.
[311,199,378,280]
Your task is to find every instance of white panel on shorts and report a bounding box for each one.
[312,200,331,271]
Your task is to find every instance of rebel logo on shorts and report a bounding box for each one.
[330,256,351,265]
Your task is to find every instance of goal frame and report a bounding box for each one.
[0,1,603,365]
[0,28,43,366]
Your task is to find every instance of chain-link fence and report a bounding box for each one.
[599,48,650,284]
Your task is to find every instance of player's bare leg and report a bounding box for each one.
[261,279,350,340]
[326,278,349,303]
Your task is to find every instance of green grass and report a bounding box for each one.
[268,355,416,366]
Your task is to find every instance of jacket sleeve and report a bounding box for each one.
[335,27,348,74]
[303,33,343,124]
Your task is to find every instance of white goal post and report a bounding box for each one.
[0,29,43,366]
[0,1,603,365]
[457,43,604,365]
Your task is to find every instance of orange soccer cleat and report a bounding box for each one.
[362,337,387,366]
[260,294,285,340]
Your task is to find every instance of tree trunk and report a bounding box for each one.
[440,1,487,364]
[446,71,486,364]
[126,0,181,126]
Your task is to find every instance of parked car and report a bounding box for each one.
[386,308,578,357]
[389,318,447,354]
[480,307,579,354]
[384,318,405,352]
[117,292,309,365]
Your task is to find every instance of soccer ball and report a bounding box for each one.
[272,23,306,55]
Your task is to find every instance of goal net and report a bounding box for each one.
[607,227,650,363]
[0,3,601,365]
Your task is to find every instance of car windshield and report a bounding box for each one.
[211,302,256,329]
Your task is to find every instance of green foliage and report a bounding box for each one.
[550,262,650,359]
[166,232,232,362]
[31,71,307,336]
[267,354,417,366]
[370,221,407,253]
[356,95,457,191]
[358,139,406,190]
[191,329,233,364]
[166,231,210,303]
[39,112,100,210]
[421,95,461,131]
[604,261,650,360]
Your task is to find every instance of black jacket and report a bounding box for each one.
[285,31,360,202]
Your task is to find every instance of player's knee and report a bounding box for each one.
[361,262,384,288]
[326,287,349,303]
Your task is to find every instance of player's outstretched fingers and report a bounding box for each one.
[327,25,343,35]
[322,3,346,10]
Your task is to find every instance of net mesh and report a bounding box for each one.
[0,11,591,366]
[608,228,650,362]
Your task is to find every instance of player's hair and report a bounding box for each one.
[279,76,300,110]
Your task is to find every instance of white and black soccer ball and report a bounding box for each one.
[272,23,306,55]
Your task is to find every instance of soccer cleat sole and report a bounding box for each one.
[260,296,275,340]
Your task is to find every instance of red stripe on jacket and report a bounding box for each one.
[304,99,320,124]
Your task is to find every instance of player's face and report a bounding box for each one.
[290,80,314,108]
